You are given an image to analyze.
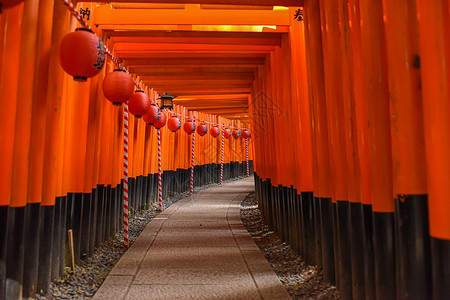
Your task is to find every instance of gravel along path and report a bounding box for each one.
[34,177,244,300]
[240,192,340,300]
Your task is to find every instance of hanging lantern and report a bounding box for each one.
[102,69,134,105]
[60,28,105,82]
[223,128,231,139]
[210,126,220,138]
[197,124,208,136]
[242,130,251,139]
[0,0,24,12]
[143,103,161,125]
[232,129,241,139]
[153,111,167,129]
[128,90,150,118]
[184,120,196,134]
[159,93,176,110]
[167,116,181,132]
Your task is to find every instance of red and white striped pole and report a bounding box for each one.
[157,128,163,212]
[220,131,224,184]
[245,138,249,177]
[190,125,196,195]
[123,104,129,249]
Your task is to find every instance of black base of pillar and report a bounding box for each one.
[0,206,8,300]
[37,205,54,295]
[373,211,396,300]
[337,201,352,300]
[301,192,315,265]
[363,204,376,300]
[395,194,431,300]
[314,196,322,266]
[5,206,25,300]
[350,202,365,300]
[320,198,335,284]
[431,237,450,300]
[22,203,41,298]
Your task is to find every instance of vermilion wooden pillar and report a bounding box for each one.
[382,0,431,299]
[416,1,450,299]
[337,1,367,299]
[304,0,332,270]
[359,0,396,299]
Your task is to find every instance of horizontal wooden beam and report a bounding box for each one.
[100,24,291,33]
[107,30,283,39]
[124,57,266,66]
[91,0,302,6]
[139,73,254,81]
[94,5,290,26]
[128,66,257,74]
[163,89,251,95]
[113,43,275,52]
[111,37,281,46]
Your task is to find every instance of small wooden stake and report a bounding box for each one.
[68,229,76,274]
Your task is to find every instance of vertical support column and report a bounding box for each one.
[190,122,196,195]
[157,128,163,212]
[416,1,450,299]
[382,0,431,299]
[245,138,249,177]
[123,104,129,249]
[359,1,396,299]
[220,129,224,185]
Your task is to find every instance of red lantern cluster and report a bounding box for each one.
[143,103,161,124]
[210,126,220,138]
[153,111,167,129]
[103,69,134,105]
[60,28,105,82]
[223,128,231,139]
[128,90,150,118]
[168,116,181,132]
[232,129,241,139]
[242,130,251,139]
[184,120,196,134]
[197,124,208,136]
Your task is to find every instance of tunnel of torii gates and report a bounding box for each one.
[0,0,449,299]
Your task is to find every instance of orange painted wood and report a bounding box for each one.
[320,0,349,202]
[359,0,394,212]
[416,0,450,240]
[88,0,302,6]
[382,0,427,195]
[0,5,22,206]
[11,0,40,206]
[27,0,53,204]
[94,6,290,26]
[304,0,332,198]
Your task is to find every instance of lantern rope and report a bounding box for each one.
[157,129,163,212]
[220,132,224,184]
[61,0,250,130]
[123,104,130,249]
[190,126,196,195]
[245,138,249,177]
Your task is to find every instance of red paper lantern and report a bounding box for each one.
[153,111,167,129]
[143,103,161,125]
[128,90,150,118]
[167,116,181,132]
[60,28,105,82]
[223,128,231,139]
[102,69,134,105]
[232,129,241,139]
[210,126,220,138]
[242,130,251,139]
[0,0,24,11]
[184,120,196,134]
[197,124,208,136]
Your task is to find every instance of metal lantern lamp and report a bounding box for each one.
[159,93,176,110]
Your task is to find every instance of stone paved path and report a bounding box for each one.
[93,177,290,300]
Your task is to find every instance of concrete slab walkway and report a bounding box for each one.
[93,177,290,300]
